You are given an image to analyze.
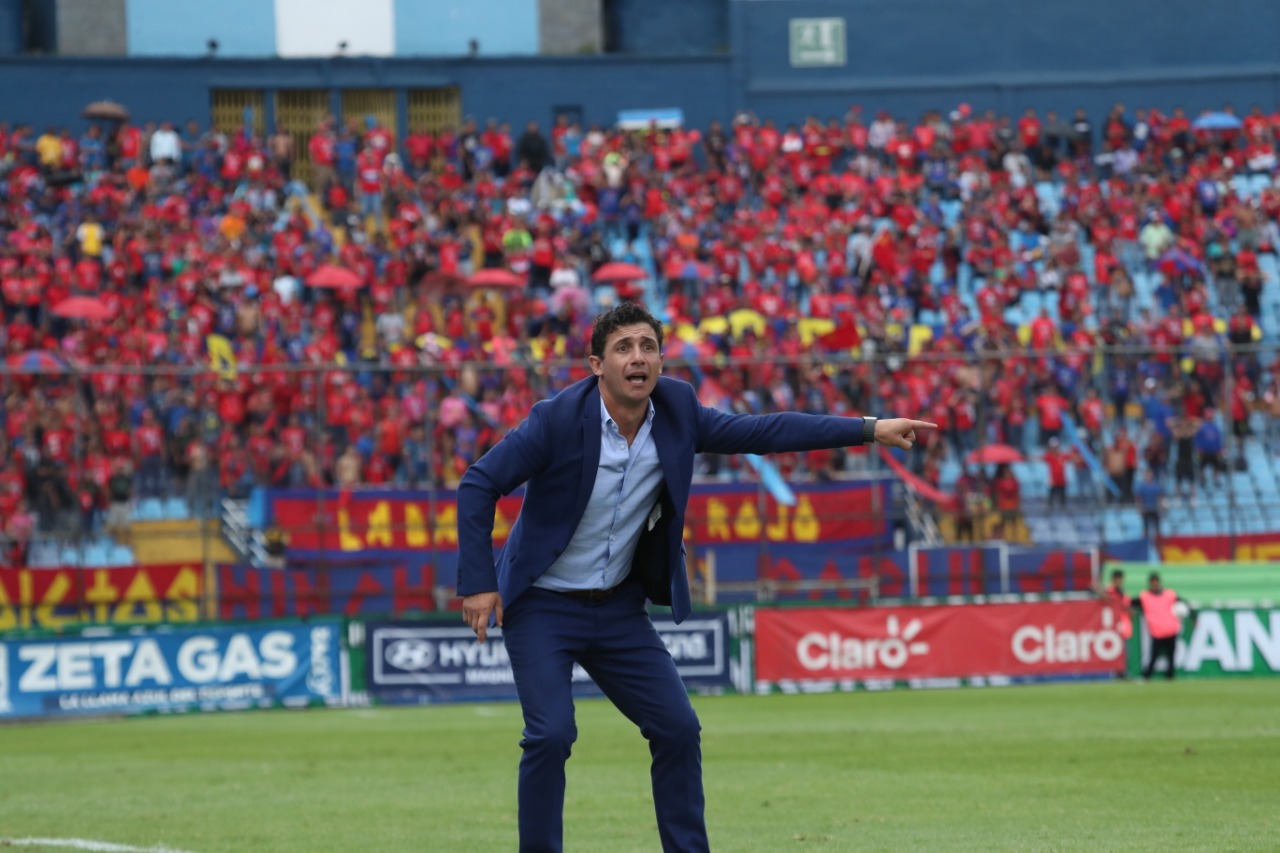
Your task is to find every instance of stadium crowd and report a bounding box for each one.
[3,100,1280,564]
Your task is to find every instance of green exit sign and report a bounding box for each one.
[789,17,847,67]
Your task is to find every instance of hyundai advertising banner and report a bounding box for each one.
[0,622,344,719]
[366,614,732,705]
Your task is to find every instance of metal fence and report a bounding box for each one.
[2,340,1278,572]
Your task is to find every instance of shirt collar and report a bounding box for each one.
[601,396,655,431]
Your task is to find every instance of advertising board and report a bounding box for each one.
[0,622,343,719]
[1132,608,1280,678]
[367,613,731,704]
[754,600,1125,691]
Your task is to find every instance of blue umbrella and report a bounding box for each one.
[1192,112,1242,131]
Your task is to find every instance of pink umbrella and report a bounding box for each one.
[52,296,114,321]
[966,444,1025,466]
[592,262,648,284]
[307,264,363,289]
[468,268,525,289]
[550,286,590,315]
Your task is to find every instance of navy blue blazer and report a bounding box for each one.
[456,375,867,622]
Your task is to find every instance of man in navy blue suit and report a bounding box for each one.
[458,303,934,852]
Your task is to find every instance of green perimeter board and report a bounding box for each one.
[1111,562,1278,606]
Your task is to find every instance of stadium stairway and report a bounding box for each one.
[128,519,237,566]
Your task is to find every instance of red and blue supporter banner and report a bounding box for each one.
[267,481,894,554]
[0,564,205,631]
[1160,531,1280,563]
[0,621,343,719]
[365,613,732,705]
[217,557,441,621]
[696,542,1101,601]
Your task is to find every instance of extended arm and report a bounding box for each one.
[695,405,935,455]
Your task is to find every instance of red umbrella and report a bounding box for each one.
[468,268,525,289]
[306,264,363,289]
[592,262,648,284]
[52,296,114,321]
[966,444,1025,466]
[420,270,467,300]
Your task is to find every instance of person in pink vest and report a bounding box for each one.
[1133,572,1193,680]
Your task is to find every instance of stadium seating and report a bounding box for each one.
[2,101,1279,568]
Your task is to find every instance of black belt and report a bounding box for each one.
[554,584,627,603]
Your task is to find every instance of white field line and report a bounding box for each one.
[1,838,202,853]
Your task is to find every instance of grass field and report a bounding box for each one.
[2,680,1278,852]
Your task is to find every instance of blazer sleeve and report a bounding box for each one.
[456,402,552,595]
[695,404,866,456]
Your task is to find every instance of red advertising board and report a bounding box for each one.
[755,600,1125,684]
[1160,531,1280,563]
[0,564,204,631]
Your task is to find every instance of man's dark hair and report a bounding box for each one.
[1148,572,1161,583]
[1111,569,1124,581]
[590,303,664,359]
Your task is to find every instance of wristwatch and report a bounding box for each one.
[862,416,878,444]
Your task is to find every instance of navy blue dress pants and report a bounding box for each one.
[502,580,709,853]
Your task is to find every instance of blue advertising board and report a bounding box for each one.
[0,622,344,719]
[367,613,732,705]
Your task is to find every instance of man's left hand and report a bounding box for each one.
[874,418,938,450]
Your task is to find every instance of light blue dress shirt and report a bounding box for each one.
[534,398,664,592]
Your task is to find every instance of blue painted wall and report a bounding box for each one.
[605,0,728,55]
[1,0,1279,133]
[127,0,277,57]
[395,0,538,57]
[0,56,731,131]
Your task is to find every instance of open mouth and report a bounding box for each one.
[626,371,648,386]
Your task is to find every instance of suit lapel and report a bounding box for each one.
[650,390,685,509]
[574,383,603,524]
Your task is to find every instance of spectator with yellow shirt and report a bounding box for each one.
[35,125,62,173]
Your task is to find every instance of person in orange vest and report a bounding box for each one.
[1133,572,1193,680]
[1098,569,1133,679]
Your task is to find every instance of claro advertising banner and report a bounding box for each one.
[0,622,344,719]
[755,600,1126,689]
[366,613,732,704]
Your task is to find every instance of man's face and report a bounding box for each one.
[590,323,663,410]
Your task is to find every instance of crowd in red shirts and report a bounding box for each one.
[2,99,1280,564]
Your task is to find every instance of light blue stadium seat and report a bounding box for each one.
[82,541,110,567]
[27,540,59,568]
[58,547,81,567]
[163,496,190,520]
[135,498,164,521]
[107,545,135,566]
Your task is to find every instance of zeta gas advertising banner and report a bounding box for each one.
[0,622,343,719]
[366,613,732,705]
[1130,607,1280,678]
[754,600,1126,690]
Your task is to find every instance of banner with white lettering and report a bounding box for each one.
[0,622,343,719]
[366,614,732,705]
[754,600,1128,691]
[1132,608,1280,678]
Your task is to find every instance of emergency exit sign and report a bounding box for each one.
[789,17,846,67]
